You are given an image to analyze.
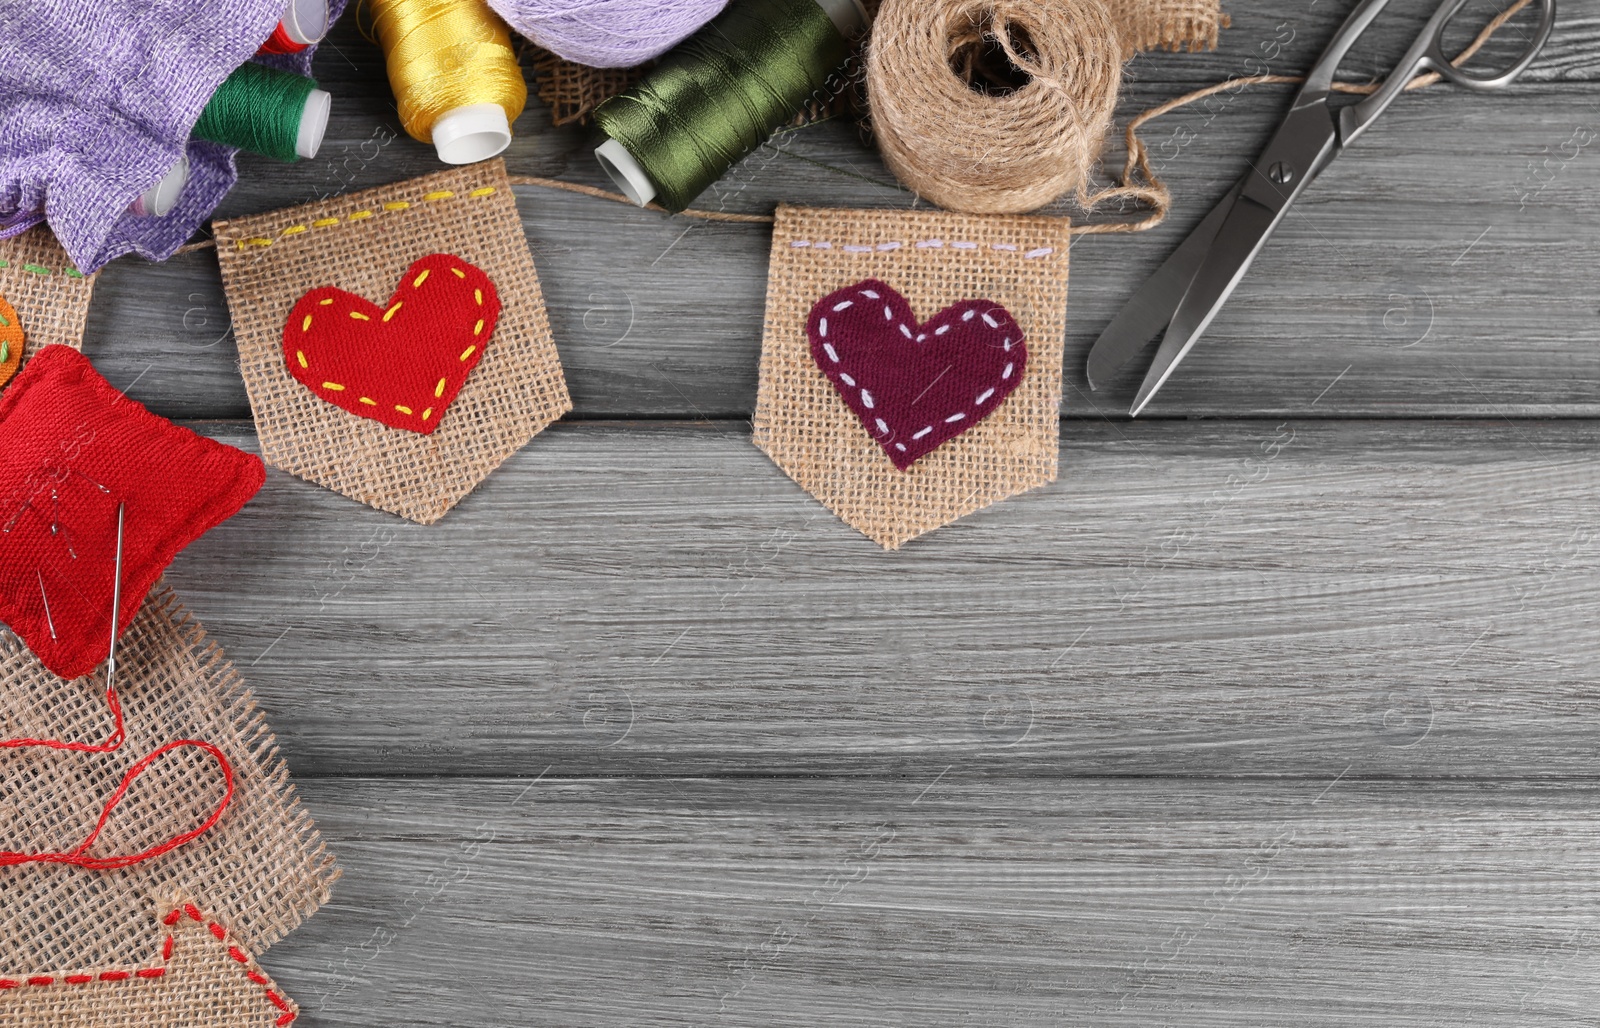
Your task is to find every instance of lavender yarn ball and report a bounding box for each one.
[487,0,729,68]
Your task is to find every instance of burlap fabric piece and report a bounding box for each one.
[531,47,648,126]
[0,585,338,976]
[0,227,97,363]
[1105,0,1225,55]
[753,205,1071,549]
[214,159,571,525]
[0,899,300,1027]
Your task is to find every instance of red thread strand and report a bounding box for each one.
[0,740,233,871]
[0,676,125,753]
[0,905,294,1023]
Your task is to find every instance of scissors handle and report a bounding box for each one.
[1338,0,1557,145]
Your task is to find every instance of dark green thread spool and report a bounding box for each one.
[593,0,866,212]
[193,62,332,162]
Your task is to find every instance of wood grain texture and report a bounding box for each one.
[82,11,1600,421]
[166,419,1600,779]
[261,776,1600,1028]
[44,7,1600,1025]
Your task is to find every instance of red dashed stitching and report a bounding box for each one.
[0,907,294,1024]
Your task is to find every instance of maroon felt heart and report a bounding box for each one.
[808,279,1027,471]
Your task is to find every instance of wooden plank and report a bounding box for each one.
[164,419,1600,779]
[81,15,1600,421]
[263,775,1600,1027]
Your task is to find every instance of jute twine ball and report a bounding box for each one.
[866,0,1124,214]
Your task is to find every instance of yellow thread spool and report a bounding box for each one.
[366,0,528,164]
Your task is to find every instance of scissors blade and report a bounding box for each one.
[1086,178,1244,391]
[1129,192,1282,417]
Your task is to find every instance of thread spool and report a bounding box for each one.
[866,0,1123,215]
[128,157,190,217]
[259,0,331,54]
[485,0,729,68]
[193,63,331,161]
[367,0,528,165]
[593,0,868,212]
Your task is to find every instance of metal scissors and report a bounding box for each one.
[1086,0,1557,416]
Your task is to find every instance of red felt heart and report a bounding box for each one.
[282,254,501,435]
[0,346,264,680]
[808,279,1027,471]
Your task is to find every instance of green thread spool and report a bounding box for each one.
[593,0,867,212]
[193,63,332,162]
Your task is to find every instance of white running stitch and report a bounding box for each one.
[785,238,1057,256]
[815,289,1023,464]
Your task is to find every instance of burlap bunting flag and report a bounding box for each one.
[0,227,98,364]
[753,205,1072,549]
[214,159,571,525]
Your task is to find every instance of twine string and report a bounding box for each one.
[1077,0,1538,235]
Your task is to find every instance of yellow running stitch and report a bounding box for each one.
[231,185,500,250]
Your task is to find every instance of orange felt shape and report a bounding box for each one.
[282,254,501,435]
[0,294,22,389]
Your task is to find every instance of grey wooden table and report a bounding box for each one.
[89,4,1600,1024]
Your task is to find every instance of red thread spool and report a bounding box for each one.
[258,0,330,54]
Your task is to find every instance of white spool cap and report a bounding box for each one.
[296,88,332,159]
[431,103,512,165]
[132,156,189,217]
[281,0,329,45]
[594,137,657,208]
[812,0,869,36]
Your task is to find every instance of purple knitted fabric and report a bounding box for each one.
[0,0,346,273]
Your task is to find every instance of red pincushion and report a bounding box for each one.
[0,346,264,679]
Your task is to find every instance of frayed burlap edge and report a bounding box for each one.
[0,227,97,363]
[214,159,572,525]
[1107,0,1225,55]
[753,205,1072,549]
[0,584,338,974]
